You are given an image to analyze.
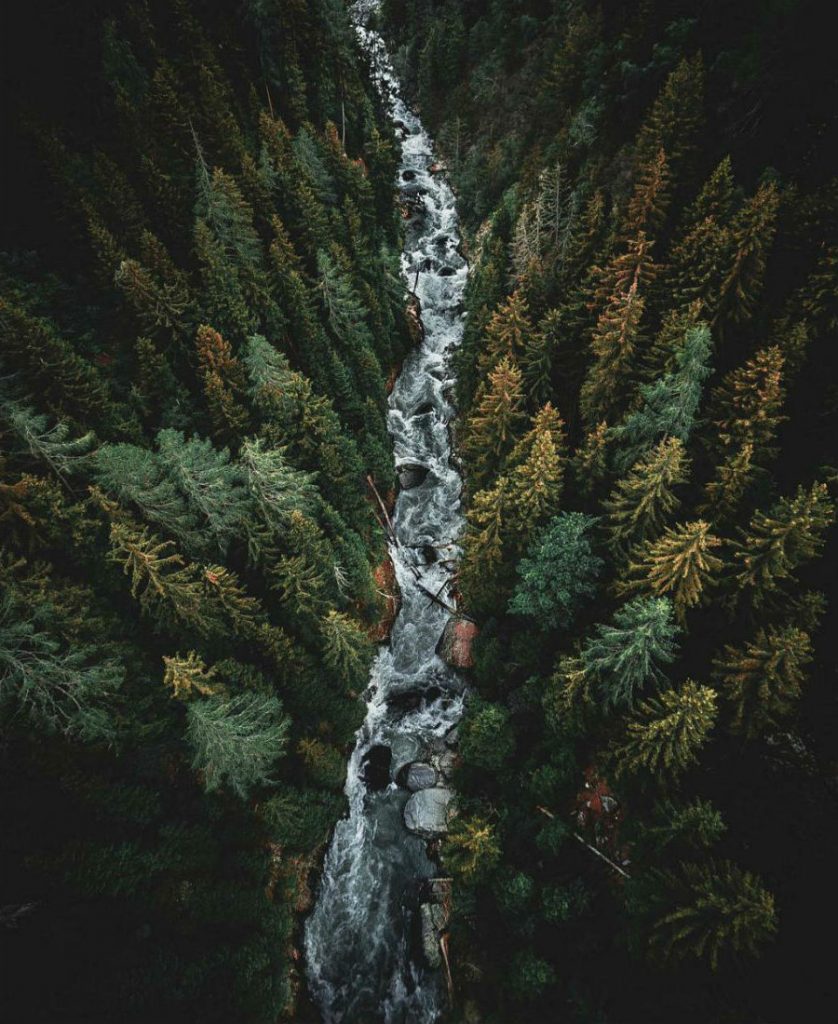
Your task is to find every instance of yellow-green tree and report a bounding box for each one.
[713,624,813,737]
[463,357,526,485]
[604,437,688,554]
[619,520,724,621]
[612,680,717,779]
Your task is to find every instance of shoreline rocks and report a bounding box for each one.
[404,787,453,837]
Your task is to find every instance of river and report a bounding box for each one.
[303,3,469,1021]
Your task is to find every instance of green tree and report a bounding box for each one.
[582,596,680,710]
[604,437,688,553]
[186,691,289,798]
[508,512,603,629]
[460,699,515,771]
[731,482,835,603]
[619,519,724,621]
[442,813,501,883]
[463,356,527,483]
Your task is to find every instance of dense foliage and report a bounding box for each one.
[0,1,411,1020]
[382,0,838,1021]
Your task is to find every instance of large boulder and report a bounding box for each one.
[404,787,454,837]
[390,734,424,780]
[437,616,478,668]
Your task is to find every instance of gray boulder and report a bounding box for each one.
[404,787,453,837]
[397,463,429,490]
[420,903,442,968]
[406,762,437,791]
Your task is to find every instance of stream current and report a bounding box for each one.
[303,4,469,1021]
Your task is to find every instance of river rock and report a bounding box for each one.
[404,787,453,837]
[390,734,424,779]
[420,903,442,968]
[406,762,437,791]
[402,168,417,181]
[429,161,447,175]
[437,615,478,668]
[397,463,429,489]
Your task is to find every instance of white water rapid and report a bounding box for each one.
[303,4,469,1022]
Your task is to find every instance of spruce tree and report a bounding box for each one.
[186,691,289,798]
[604,437,688,553]
[644,860,776,969]
[581,281,645,426]
[713,624,813,737]
[732,482,835,603]
[613,680,717,779]
[195,324,251,442]
[709,346,786,463]
[463,356,526,484]
[619,520,724,621]
[715,181,780,327]
[583,596,680,710]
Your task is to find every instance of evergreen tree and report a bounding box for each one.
[713,624,814,737]
[162,650,222,700]
[463,356,526,484]
[641,797,726,853]
[612,680,717,779]
[442,814,501,882]
[604,437,688,553]
[186,691,289,798]
[507,403,567,547]
[642,860,777,969]
[731,483,835,603]
[699,443,755,522]
[508,512,603,629]
[195,324,251,442]
[319,609,372,691]
[612,323,713,471]
[709,346,786,463]
[582,596,680,710]
[580,279,645,426]
[715,182,780,326]
[619,520,724,621]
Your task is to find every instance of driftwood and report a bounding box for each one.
[366,475,461,616]
[536,805,630,880]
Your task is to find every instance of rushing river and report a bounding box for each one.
[303,4,469,1021]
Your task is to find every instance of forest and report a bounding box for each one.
[1,0,837,1022]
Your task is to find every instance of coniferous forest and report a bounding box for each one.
[2,1,837,1023]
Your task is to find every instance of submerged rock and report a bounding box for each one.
[404,787,454,837]
[361,745,392,791]
[397,463,430,489]
[405,762,437,791]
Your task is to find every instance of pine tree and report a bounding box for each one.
[195,324,251,442]
[186,691,289,798]
[613,323,713,471]
[463,357,526,484]
[194,219,255,341]
[319,609,372,690]
[713,624,813,737]
[580,280,645,426]
[642,797,726,852]
[709,346,786,463]
[624,148,670,238]
[115,258,191,337]
[571,421,610,496]
[604,437,688,553]
[582,596,680,710]
[1,398,96,481]
[507,403,567,546]
[442,814,501,882]
[459,475,513,610]
[681,157,735,232]
[699,443,755,522]
[508,512,603,629]
[613,680,717,779]
[155,429,250,555]
[619,520,724,621]
[0,587,123,742]
[731,482,835,603]
[634,55,704,183]
[478,291,533,376]
[645,860,776,969]
[239,438,319,536]
[105,515,204,632]
[715,181,780,326]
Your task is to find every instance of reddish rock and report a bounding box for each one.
[437,615,478,668]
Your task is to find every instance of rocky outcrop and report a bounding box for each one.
[437,615,478,668]
[404,787,453,837]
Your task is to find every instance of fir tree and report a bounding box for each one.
[319,609,372,691]
[612,680,717,779]
[643,860,777,969]
[713,624,813,737]
[582,596,680,710]
[508,512,603,629]
[715,182,780,327]
[580,280,645,426]
[731,482,835,603]
[709,346,786,463]
[699,443,755,522]
[195,324,251,442]
[186,691,289,798]
[507,403,567,547]
[619,520,724,621]
[463,356,526,484]
[604,437,688,553]
[162,650,222,700]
